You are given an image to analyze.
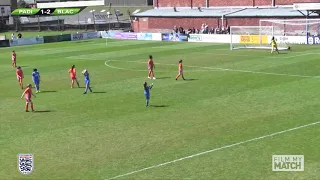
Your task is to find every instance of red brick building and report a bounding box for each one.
[132,0,320,32]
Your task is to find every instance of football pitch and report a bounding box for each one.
[1,39,320,179]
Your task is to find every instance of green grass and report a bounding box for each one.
[2,30,89,38]
[0,39,320,180]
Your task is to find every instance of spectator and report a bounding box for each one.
[18,32,22,38]
[11,33,15,40]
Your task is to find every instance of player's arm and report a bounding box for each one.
[150,83,154,89]
[20,91,26,98]
[31,92,36,97]
[16,71,21,78]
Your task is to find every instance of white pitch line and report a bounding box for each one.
[104,60,213,73]
[105,60,319,78]
[105,121,320,180]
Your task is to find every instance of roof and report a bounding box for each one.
[225,7,319,17]
[133,7,245,17]
[134,6,320,18]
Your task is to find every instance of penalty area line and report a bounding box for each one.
[105,121,320,180]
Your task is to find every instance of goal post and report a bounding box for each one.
[230,26,290,50]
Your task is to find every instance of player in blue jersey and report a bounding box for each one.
[82,69,92,94]
[143,82,153,107]
[32,69,41,93]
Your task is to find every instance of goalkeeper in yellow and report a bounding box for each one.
[271,36,279,54]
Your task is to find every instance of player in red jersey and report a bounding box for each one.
[175,59,185,80]
[147,55,156,79]
[16,66,24,89]
[12,50,16,68]
[68,65,80,88]
[21,84,36,112]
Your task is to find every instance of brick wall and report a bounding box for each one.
[155,0,320,7]
[275,0,319,5]
[133,16,320,33]
[148,17,219,30]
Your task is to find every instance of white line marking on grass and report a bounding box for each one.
[268,53,317,59]
[104,60,213,73]
[105,60,319,78]
[105,121,320,180]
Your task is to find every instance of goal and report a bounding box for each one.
[230,19,320,50]
[230,26,290,50]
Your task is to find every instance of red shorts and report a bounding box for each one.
[71,76,77,80]
[148,67,153,71]
[25,98,32,103]
[179,70,183,75]
[17,77,22,83]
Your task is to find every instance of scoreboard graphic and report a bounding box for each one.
[11,8,82,16]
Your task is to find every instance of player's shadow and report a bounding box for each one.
[150,105,168,108]
[93,92,106,93]
[184,79,198,81]
[34,110,51,113]
[156,77,170,79]
[20,66,28,67]
[41,90,57,93]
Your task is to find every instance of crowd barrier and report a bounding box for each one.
[307,35,320,44]
[10,37,44,47]
[0,31,309,48]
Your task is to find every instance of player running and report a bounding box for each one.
[147,55,156,79]
[16,66,24,89]
[175,59,185,80]
[32,69,41,93]
[68,65,80,88]
[82,69,92,94]
[271,36,279,54]
[12,50,16,68]
[21,84,36,112]
[143,81,153,107]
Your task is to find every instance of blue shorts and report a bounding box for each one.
[33,81,39,85]
[85,80,90,86]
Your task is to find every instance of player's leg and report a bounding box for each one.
[151,70,156,79]
[74,77,80,87]
[145,95,150,107]
[88,81,92,92]
[30,101,34,112]
[19,78,23,89]
[271,46,274,54]
[176,73,180,80]
[12,60,16,67]
[276,46,279,54]
[71,79,74,88]
[35,83,40,93]
[181,72,185,80]
[148,69,151,79]
[25,100,29,112]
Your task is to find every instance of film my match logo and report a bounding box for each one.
[272,155,304,171]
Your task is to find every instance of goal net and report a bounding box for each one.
[230,26,289,50]
[230,19,320,50]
